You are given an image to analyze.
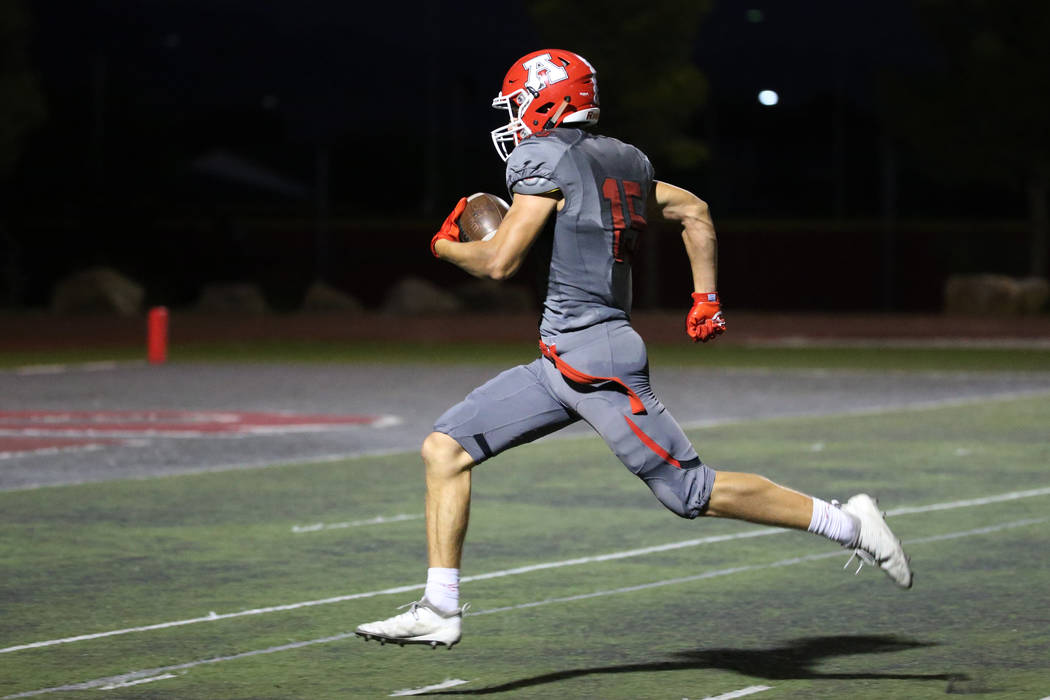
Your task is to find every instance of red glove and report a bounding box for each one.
[430,197,468,258]
[686,292,726,343]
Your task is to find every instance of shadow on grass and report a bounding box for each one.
[426,635,963,695]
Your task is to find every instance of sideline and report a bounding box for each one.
[4,384,1045,493]
[7,361,141,376]
[4,387,1048,493]
[4,485,1049,656]
[4,516,1044,699]
[678,387,1050,431]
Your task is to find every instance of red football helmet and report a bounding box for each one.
[491,49,601,161]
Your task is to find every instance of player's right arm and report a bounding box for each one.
[649,180,726,342]
[433,192,559,280]
[434,133,566,280]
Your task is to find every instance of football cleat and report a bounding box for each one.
[840,494,913,588]
[355,598,467,649]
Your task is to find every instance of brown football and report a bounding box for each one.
[458,192,510,242]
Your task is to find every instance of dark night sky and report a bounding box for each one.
[8,1,1039,311]
[19,0,950,220]
[26,0,932,145]
[697,1,932,105]
[29,0,543,142]
[26,0,928,136]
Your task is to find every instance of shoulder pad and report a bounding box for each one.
[505,135,568,195]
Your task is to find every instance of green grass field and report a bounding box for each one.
[2,387,1048,698]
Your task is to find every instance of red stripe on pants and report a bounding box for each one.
[624,415,681,468]
[538,340,646,415]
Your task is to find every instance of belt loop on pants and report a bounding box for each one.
[538,339,646,415]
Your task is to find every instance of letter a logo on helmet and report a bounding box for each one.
[491,49,600,161]
[522,54,569,93]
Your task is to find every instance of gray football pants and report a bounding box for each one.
[433,320,715,518]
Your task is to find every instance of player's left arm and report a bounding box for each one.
[649,180,718,293]
[433,192,559,280]
[649,180,726,342]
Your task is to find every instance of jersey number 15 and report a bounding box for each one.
[601,178,646,264]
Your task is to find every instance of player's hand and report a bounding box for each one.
[430,197,468,258]
[686,292,726,343]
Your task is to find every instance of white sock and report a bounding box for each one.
[807,498,858,546]
[424,567,460,612]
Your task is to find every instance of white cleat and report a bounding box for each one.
[355,599,467,649]
[840,494,913,589]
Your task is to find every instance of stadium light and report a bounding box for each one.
[758,89,779,106]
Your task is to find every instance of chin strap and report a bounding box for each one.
[543,96,572,130]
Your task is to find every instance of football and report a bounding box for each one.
[458,192,510,242]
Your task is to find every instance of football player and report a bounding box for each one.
[356,49,911,649]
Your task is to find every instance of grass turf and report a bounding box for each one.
[2,394,1049,698]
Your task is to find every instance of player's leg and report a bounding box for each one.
[542,322,715,519]
[587,397,911,587]
[421,431,474,570]
[419,431,473,618]
[422,360,575,580]
[356,361,577,647]
[703,471,813,528]
[351,432,473,649]
[702,471,859,562]
[547,321,911,588]
[704,473,912,587]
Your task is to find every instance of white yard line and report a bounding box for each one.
[10,361,143,376]
[292,513,423,533]
[886,486,1050,516]
[12,365,67,376]
[746,337,1050,349]
[5,516,1044,700]
[389,679,471,696]
[0,424,397,439]
[0,443,109,461]
[0,585,426,655]
[1,530,790,655]
[0,447,416,493]
[2,634,358,698]
[695,685,773,700]
[100,673,177,690]
[678,387,1050,431]
[469,518,1047,617]
[3,486,1049,656]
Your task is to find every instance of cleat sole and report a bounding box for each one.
[354,630,457,649]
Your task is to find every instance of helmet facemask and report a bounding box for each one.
[490,87,534,162]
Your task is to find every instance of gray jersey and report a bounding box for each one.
[435,130,714,519]
[505,128,655,336]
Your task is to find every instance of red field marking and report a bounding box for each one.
[0,410,395,438]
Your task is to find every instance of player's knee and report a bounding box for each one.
[651,484,703,519]
[644,465,716,520]
[421,431,473,478]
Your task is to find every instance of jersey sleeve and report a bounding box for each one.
[505,134,568,196]
[630,145,655,187]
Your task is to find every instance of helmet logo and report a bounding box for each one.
[522,53,569,94]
